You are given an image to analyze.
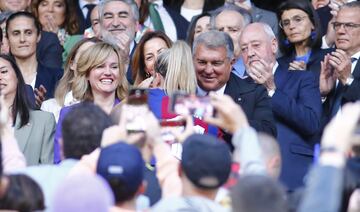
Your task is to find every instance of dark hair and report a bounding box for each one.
[186,12,211,48]
[131,31,172,85]
[31,0,79,35]
[277,0,322,55]
[231,175,288,212]
[0,55,30,128]
[109,178,138,203]
[61,102,113,159]
[0,174,45,212]
[5,11,42,37]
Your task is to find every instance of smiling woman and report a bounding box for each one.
[53,41,129,163]
[131,31,173,86]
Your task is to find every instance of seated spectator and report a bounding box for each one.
[84,5,101,38]
[6,11,62,107]
[0,54,55,165]
[54,41,128,163]
[277,0,330,80]
[0,0,63,69]
[131,31,173,86]
[225,0,279,37]
[0,0,29,12]
[41,37,100,122]
[52,173,114,212]
[0,174,45,211]
[31,0,83,64]
[97,142,146,211]
[186,12,211,48]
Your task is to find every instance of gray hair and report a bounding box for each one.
[259,23,276,40]
[154,49,170,78]
[193,30,234,59]
[341,1,360,10]
[210,3,252,29]
[99,0,139,24]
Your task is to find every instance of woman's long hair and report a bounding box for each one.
[0,55,30,128]
[54,37,101,106]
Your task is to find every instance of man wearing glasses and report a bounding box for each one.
[320,1,360,127]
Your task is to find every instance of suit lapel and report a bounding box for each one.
[353,60,360,78]
[224,73,257,105]
[14,114,33,153]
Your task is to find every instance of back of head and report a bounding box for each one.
[52,173,114,212]
[61,102,113,159]
[193,30,234,60]
[96,142,145,204]
[0,174,45,211]
[231,175,288,212]
[257,132,281,178]
[181,134,232,190]
[164,40,197,95]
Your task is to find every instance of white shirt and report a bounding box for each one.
[180,6,202,22]
[197,84,227,96]
[143,0,177,41]
[79,0,100,18]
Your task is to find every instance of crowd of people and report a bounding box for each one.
[0,0,359,211]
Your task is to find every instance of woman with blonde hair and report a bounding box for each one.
[147,40,197,118]
[41,37,100,121]
[53,41,128,163]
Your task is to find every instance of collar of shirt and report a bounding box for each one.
[272,62,279,75]
[152,0,164,7]
[196,84,227,96]
[350,51,360,74]
[232,58,247,79]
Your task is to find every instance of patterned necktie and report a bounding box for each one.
[148,3,165,32]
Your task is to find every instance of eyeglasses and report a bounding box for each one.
[279,15,308,29]
[332,22,360,31]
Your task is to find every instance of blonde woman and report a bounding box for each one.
[147,40,197,118]
[53,41,128,163]
[41,38,100,122]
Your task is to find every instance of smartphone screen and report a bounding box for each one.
[170,92,214,119]
[125,88,149,133]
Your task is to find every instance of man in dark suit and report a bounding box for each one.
[320,1,360,129]
[99,0,139,84]
[193,30,277,140]
[239,22,322,190]
[75,0,99,34]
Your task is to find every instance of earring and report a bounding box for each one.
[310,31,316,40]
[283,38,290,46]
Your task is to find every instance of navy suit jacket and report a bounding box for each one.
[224,73,277,140]
[322,58,360,129]
[163,5,189,40]
[35,63,63,99]
[37,31,63,69]
[278,48,332,82]
[75,1,87,34]
[272,64,322,191]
